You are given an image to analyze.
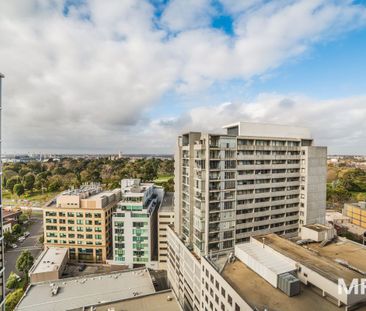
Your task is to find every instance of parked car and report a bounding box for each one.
[24,231,30,237]
[17,236,25,242]
[11,244,18,249]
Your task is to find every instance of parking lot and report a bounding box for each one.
[4,215,43,280]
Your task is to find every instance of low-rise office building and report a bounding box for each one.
[43,184,121,263]
[112,179,162,268]
[167,225,366,311]
[158,192,174,270]
[29,247,68,283]
[343,202,366,229]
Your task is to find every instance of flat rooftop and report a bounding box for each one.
[16,268,155,311]
[307,238,366,273]
[303,224,331,232]
[254,234,363,285]
[159,192,174,212]
[29,247,68,275]
[223,122,312,139]
[78,290,180,311]
[222,260,347,311]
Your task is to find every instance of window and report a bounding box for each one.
[215,280,219,290]
[228,295,232,306]
[235,303,240,311]
[221,288,225,297]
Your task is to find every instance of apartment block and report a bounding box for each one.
[112,179,162,268]
[158,192,175,270]
[174,122,327,257]
[0,73,5,308]
[167,226,201,311]
[167,225,366,311]
[343,201,366,229]
[43,184,121,263]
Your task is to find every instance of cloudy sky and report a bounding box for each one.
[1,0,366,155]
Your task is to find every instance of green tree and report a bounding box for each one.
[18,213,28,225]
[48,180,62,192]
[6,272,21,290]
[23,173,35,191]
[5,288,24,311]
[6,176,20,193]
[4,231,16,246]
[12,224,21,235]
[13,183,25,197]
[16,251,34,278]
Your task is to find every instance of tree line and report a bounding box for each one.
[2,157,174,196]
[327,165,366,207]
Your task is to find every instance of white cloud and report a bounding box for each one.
[153,94,366,155]
[0,0,365,153]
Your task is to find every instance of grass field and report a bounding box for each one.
[3,190,59,204]
[154,175,173,183]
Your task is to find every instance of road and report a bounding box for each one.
[4,216,43,280]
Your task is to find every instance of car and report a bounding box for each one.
[11,244,18,249]
[24,231,30,237]
[78,264,86,272]
[17,236,25,242]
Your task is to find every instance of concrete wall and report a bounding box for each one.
[302,146,327,225]
[167,226,201,311]
[201,257,252,311]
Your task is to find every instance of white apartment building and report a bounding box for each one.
[167,226,201,311]
[158,192,174,270]
[112,179,163,268]
[174,122,327,257]
[167,225,366,311]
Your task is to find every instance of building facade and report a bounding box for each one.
[167,226,201,311]
[112,179,162,268]
[168,225,366,311]
[343,201,366,229]
[43,184,121,263]
[174,122,327,257]
[0,73,5,309]
[158,192,174,270]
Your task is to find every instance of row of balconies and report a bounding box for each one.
[237,145,300,151]
[235,223,299,239]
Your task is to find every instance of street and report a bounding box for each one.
[4,216,43,280]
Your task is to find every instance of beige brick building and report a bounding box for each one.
[43,185,121,263]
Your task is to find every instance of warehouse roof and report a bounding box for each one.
[16,268,155,311]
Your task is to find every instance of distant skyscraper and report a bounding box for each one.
[174,122,327,257]
[0,73,5,308]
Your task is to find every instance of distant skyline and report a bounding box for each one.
[1,1,366,154]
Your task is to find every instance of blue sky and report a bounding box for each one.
[152,24,366,120]
[1,0,366,154]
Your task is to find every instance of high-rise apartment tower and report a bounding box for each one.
[174,122,326,257]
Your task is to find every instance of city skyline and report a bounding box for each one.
[1,1,366,154]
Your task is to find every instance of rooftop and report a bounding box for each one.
[307,238,366,273]
[77,290,180,311]
[223,122,312,139]
[159,192,174,212]
[16,268,155,311]
[253,234,363,285]
[222,260,345,311]
[3,209,22,219]
[303,224,331,232]
[29,247,68,275]
[235,242,296,275]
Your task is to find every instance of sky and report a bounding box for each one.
[1,0,366,155]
